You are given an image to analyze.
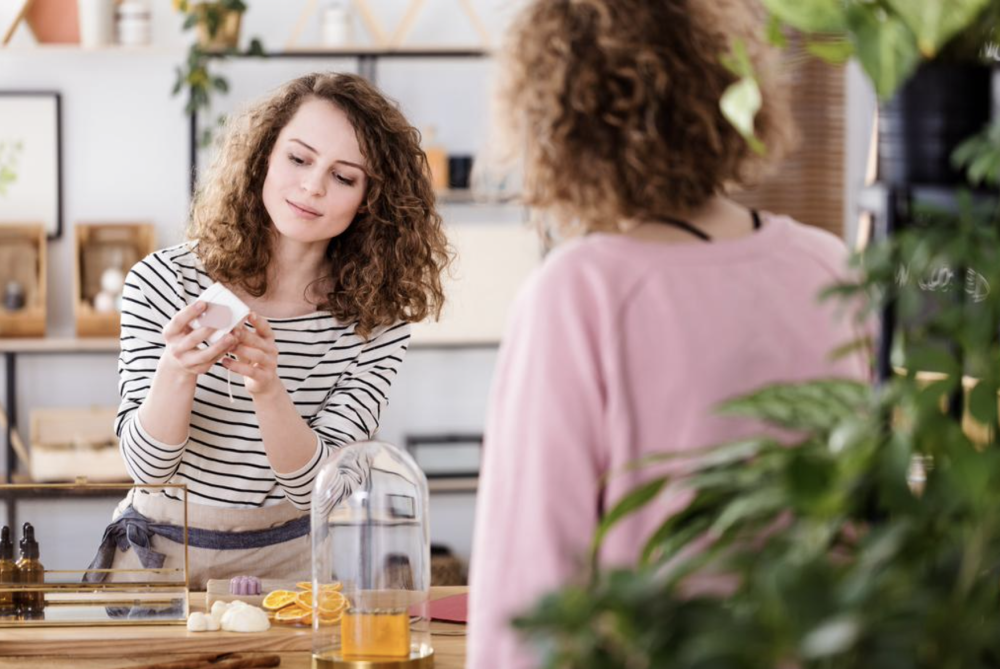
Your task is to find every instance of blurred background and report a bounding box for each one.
[0,0,878,574]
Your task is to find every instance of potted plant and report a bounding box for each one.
[762,0,998,184]
[171,0,264,147]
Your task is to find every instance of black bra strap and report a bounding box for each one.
[660,215,712,242]
[656,208,761,242]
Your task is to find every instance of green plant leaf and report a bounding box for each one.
[720,77,765,155]
[805,38,854,64]
[641,514,713,565]
[968,379,998,426]
[710,488,785,536]
[763,0,848,34]
[846,6,921,100]
[884,0,991,57]
[718,380,870,432]
[766,14,788,48]
[800,615,861,658]
[904,345,961,377]
[591,476,668,562]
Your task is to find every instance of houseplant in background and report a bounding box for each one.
[514,2,1000,667]
[171,0,264,147]
[744,0,998,184]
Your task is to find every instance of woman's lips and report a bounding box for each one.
[287,200,322,218]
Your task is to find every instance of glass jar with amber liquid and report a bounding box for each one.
[311,441,433,668]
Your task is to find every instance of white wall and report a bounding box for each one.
[0,0,876,572]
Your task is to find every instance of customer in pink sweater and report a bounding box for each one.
[466,1,870,667]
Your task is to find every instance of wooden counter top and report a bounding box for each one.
[0,587,468,669]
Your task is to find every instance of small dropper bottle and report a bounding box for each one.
[0,527,16,618]
[16,523,44,618]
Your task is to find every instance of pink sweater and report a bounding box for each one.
[466,214,870,668]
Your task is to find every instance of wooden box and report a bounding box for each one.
[0,224,47,338]
[74,222,155,337]
[29,406,129,483]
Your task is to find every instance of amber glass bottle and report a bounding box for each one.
[16,523,44,619]
[0,526,17,618]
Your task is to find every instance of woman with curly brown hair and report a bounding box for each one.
[467,1,869,666]
[86,72,449,588]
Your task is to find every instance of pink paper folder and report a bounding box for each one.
[417,592,468,624]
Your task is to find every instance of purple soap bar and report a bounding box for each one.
[229,575,262,596]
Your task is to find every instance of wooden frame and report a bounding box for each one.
[0,91,63,239]
[73,222,155,337]
[0,223,46,337]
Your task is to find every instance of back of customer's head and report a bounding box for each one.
[496,0,794,235]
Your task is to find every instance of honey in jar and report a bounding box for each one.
[340,609,411,658]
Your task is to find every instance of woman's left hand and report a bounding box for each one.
[222,312,282,397]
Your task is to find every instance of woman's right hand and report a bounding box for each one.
[159,301,241,378]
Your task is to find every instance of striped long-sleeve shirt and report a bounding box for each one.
[115,243,410,510]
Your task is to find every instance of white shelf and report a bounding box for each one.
[0,44,183,55]
[0,337,118,354]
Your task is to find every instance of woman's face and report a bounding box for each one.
[262,97,369,245]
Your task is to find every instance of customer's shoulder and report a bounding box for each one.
[516,234,645,319]
[775,214,850,260]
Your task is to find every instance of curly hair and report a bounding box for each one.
[495,0,795,235]
[187,72,450,339]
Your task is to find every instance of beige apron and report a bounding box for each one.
[104,490,311,590]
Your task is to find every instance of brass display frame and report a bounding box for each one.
[312,650,435,669]
[0,481,190,627]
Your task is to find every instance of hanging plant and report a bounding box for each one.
[170,0,265,147]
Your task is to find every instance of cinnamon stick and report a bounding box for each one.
[211,656,281,669]
[130,653,233,669]
[130,653,281,669]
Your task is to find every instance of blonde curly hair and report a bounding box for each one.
[187,72,450,338]
[496,0,794,235]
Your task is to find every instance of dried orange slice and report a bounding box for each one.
[275,604,310,623]
[262,590,298,611]
[318,592,347,615]
[318,610,342,626]
[295,590,314,610]
[295,580,342,592]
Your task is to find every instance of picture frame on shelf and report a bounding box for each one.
[0,92,62,239]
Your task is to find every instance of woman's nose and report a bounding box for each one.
[300,168,325,196]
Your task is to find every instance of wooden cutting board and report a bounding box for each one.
[0,586,466,657]
[0,620,313,656]
[204,578,303,610]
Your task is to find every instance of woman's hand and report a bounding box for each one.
[160,301,240,379]
[222,312,282,397]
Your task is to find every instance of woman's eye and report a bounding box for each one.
[288,153,306,165]
[334,173,356,186]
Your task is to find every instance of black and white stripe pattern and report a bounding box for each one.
[115,243,410,510]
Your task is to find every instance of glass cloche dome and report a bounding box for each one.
[312,441,433,668]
